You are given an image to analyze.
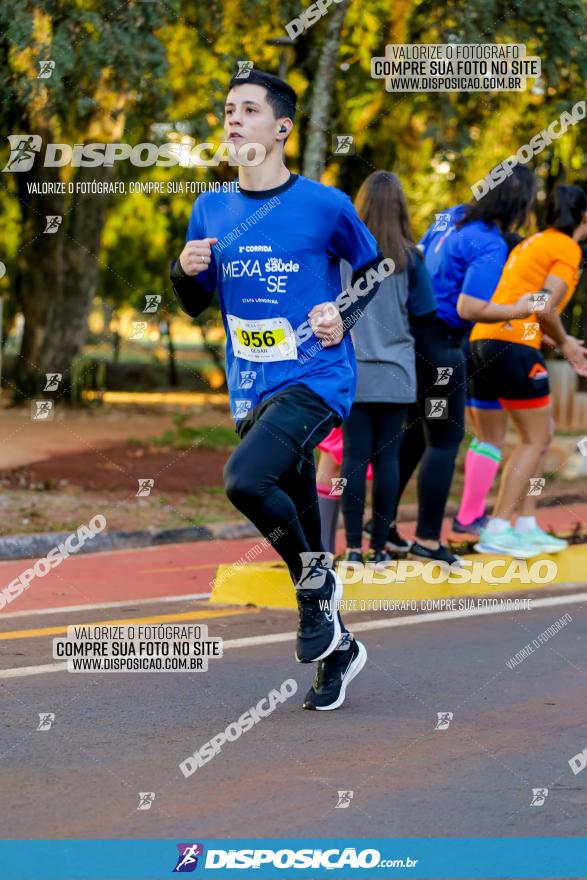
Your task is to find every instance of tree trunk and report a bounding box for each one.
[13,136,65,399]
[14,157,113,400]
[302,0,350,181]
[166,318,179,387]
[44,164,114,382]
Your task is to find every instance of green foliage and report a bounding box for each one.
[141,414,238,449]
[1,0,586,355]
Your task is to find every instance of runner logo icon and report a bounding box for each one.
[143,294,162,313]
[44,373,62,391]
[335,790,354,808]
[298,552,334,591]
[530,788,548,806]
[332,134,355,155]
[527,477,545,496]
[425,398,448,419]
[44,215,62,233]
[433,213,451,232]
[137,792,155,810]
[435,366,453,385]
[2,135,42,172]
[522,323,540,342]
[37,60,55,79]
[37,713,55,731]
[435,711,453,730]
[173,843,205,872]
[234,400,253,420]
[239,371,257,389]
[329,477,347,496]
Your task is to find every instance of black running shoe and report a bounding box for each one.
[342,549,363,568]
[385,524,411,553]
[366,549,395,569]
[295,568,342,664]
[363,519,411,553]
[303,637,367,711]
[408,541,462,566]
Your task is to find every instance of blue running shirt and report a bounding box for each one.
[185,175,380,422]
[419,204,508,330]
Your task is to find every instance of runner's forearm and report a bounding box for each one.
[169,259,214,318]
[459,296,527,324]
[537,311,567,346]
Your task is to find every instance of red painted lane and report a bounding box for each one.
[1,503,585,614]
[0,538,281,613]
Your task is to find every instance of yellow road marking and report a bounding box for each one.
[0,607,257,642]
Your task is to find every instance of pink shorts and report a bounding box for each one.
[317,426,373,480]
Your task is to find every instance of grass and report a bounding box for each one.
[129,413,238,450]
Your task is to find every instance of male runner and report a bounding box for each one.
[170,69,387,710]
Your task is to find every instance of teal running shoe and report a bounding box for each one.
[515,526,568,554]
[474,526,540,559]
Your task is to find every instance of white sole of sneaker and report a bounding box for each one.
[384,543,411,555]
[314,640,368,711]
[474,542,538,559]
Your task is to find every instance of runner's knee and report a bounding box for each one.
[224,458,258,507]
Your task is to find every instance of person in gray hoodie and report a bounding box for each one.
[340,171,437,566]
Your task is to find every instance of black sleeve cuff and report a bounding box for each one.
[170,257,188,279]
[169,259,214,318]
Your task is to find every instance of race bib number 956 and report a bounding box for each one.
[227,315,297,362]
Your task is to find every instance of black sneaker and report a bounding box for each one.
[366,549,395,569]
[303,637,367,711]
[342,549,363,569]
[408,541,462,566]
[385,524,411,554]
[363,519,411,553]
[295,568,342,664]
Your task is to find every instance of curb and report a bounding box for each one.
[0,492,583,562]
[0,525,210,562]
[210,546,587,609]
[0,520,262,561]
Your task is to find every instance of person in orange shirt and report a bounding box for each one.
[465,185,587,558]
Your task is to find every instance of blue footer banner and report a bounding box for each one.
[1,838,586,879]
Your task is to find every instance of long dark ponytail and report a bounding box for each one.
[546,185,587,237]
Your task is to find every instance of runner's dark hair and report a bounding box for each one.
[546,184,587,237]
[354,170,416,272]
[227,69,297,122]
[460,164,536,232]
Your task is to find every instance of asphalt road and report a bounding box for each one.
[1,593,586,841]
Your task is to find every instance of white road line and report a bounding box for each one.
[0,662,67,678]
[0,592,211,620]
[1,589,584,679]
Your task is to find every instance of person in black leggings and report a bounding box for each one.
[339,172,436,566]
[393,321,467,557]
[342,404,407,560]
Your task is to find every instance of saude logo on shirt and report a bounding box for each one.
[222,254,300,294]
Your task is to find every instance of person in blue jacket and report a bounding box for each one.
[170,69,388,711]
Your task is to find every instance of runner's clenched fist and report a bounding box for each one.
[178,238,218,276]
